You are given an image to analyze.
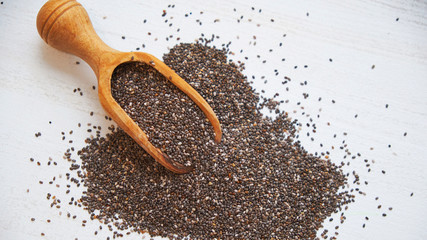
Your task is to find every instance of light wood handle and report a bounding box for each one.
[36,0,117,76]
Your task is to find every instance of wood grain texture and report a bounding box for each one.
[0,0,426,239]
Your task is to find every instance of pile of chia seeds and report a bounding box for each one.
[76,42,351,239]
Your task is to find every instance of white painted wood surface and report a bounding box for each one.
[1,0,426,239]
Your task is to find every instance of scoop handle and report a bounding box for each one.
[36,0,117,76]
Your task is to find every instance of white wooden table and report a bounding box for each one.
[1,0,426,239]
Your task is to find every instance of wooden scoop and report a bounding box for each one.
[37,0,222,174]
